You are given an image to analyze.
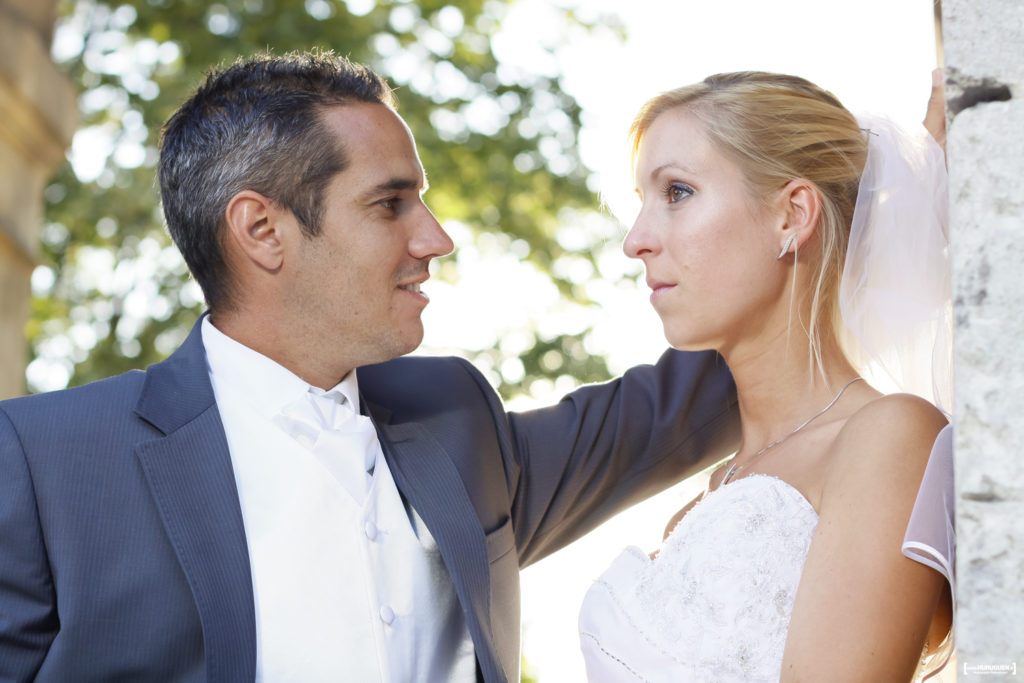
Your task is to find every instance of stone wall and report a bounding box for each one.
[0,0,77,399]
[943,0,1024,673]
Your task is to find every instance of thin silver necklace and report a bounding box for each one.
[720,376,864,486]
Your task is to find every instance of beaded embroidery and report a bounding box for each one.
[580,475,818,682]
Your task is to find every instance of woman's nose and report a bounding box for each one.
[623,213,656,259]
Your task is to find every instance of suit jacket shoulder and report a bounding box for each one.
[359,355,503,421]
[1,370,149,444]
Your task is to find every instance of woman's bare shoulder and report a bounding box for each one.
[824,392,948,501]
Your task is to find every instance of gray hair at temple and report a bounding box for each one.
[158,50,396,311]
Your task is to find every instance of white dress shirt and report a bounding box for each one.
[202,319,476,682]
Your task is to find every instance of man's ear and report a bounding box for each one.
[775,179,822,257]
[224,190,286,273]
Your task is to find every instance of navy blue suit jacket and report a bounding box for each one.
[0,318,738,682]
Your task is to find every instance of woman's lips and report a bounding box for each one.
[647,279,676,302]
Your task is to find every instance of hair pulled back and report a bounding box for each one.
[630,71,868,373]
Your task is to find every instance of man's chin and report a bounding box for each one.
[388,323,425,360]
[353,321,425,368]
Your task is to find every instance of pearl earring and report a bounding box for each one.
[776,234,797,260]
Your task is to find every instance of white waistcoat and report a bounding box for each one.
[202,319,476,682]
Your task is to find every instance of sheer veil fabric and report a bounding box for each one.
[840,116,954,678]
[840,116,952,414]
[904,424,955,678]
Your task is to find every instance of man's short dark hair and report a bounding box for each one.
[158,50,395,311]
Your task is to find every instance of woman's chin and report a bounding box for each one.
[664,333,715,354]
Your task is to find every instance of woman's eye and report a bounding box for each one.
[665,183,694,203]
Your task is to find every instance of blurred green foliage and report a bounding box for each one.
[520,654,540,683]
[31,0,625,399]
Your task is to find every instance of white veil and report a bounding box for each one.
[839,116,954,679]
[839,116,952,414]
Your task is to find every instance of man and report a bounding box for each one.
[0,52,738,682]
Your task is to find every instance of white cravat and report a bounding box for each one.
[273,389,375,504]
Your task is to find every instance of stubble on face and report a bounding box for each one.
[282,104,446,385]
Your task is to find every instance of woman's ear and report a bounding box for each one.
[775,179,822,258]
[224,190,286,273]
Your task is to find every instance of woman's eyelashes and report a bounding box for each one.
[663,182,695,204]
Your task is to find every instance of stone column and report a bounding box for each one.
[0,0,77,399]
[943,0,1024,673]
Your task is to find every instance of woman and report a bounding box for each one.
[578,72,953,681]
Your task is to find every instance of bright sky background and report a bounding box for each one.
[458,1,942,680]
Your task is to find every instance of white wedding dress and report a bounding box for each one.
[578,475,817,682]
[578,426,956,682]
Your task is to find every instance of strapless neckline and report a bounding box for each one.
[579,474,819,682]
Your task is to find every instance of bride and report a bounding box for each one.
[578,72,953,682]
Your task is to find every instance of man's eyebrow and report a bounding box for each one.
[359,176,428,201]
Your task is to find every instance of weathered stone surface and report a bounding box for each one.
[3,0,58,47]
[945,0,1024,667]
[942,0,1024,81]
[0,4,78,169]
[0,243,31,397]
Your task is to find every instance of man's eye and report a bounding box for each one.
[664,183,694,203]
[380,197,399,211]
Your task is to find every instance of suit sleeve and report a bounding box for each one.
[506,348,739,567]
[0,407,58,682]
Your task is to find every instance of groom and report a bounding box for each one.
[0,52,738,682]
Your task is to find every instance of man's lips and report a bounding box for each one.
[397,277,429,301]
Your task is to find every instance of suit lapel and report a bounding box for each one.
[134,318,256,683]
[368,410,504,683]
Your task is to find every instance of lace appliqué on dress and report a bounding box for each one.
[579,475,818,682]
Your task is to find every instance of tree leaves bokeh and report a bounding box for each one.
[31,0,627,400]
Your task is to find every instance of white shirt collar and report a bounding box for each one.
[201,316,361,417]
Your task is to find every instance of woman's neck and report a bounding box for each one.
[723,327,863,458]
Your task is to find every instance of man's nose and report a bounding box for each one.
[411,207,454,260]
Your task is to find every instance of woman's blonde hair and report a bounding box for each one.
[630,72,868,379]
